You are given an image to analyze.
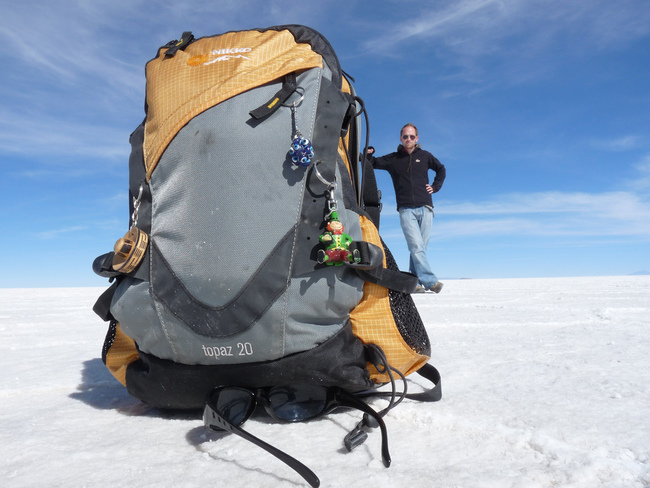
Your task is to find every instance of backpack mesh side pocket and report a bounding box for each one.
[350,216,431,382]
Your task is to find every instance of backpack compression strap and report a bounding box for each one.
[364,346,442,403]
[407,363,442,402]
[344,241,419,294]
[361,156,382,229]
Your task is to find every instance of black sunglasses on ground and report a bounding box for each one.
[203,384,390,488]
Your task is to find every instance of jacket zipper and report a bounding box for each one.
[408,153,415,204]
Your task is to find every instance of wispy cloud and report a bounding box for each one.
[445,191,647,216]
[361,0,504,55]
[363,0,650,54]
[436,190,650,238]
[628,154,650,191]
[0,109,129,166]
[359,0,650,85]
[0,1,144,92]
[591,135,644,151]
[0,2,145,168]
[36,226,87,240]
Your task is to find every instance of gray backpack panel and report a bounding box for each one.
[111,66,365,366]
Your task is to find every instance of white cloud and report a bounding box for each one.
[591,135,643,151]
[36,226,87,240]
[359,0,650,85]
[0,108,129,164]
[0,1,144,92]
[445,191,647,215]
[436,190,650,238]
[628,155,650,191]
[360,0,508,56]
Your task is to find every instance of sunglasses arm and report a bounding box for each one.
[206,414,321,488]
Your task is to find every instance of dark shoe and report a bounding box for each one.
[430,282,444,293]
[412,285,426,294]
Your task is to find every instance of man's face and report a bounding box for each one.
[400,126,419,152]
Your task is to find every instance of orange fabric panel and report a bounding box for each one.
[350,216,430,383]
[338,76,354,180]
[339,135,352,179]
[144,29,323,179]
[105,322,140,386]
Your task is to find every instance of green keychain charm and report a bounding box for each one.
[318,211,356,266]
[315,169,360,266]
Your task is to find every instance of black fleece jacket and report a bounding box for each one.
[369,145,446,210]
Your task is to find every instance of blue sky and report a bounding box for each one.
[1,0,649,288]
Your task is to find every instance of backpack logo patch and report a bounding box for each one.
[187,47,252,66]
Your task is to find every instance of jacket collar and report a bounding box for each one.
[397,144,422,155]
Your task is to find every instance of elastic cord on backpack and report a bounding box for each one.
[344,344,442,454]
[355,96,372,210]
[344,345,407,452]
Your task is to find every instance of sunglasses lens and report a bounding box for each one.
[211,387,256,426]
[268,385,328,422]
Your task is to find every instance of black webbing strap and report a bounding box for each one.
[344,241,384,270]
[92,280,120,322]
[407,363,442,402]
[358,362,442,404]
[341,240,417,293]
[163,31,195,57]
[355,266,419,294]
[361,157,382,229]
[92,252,119,279]
[249,73,298,120]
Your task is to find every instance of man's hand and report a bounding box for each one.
[426,184,436,194]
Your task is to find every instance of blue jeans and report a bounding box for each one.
[399,206,438,288]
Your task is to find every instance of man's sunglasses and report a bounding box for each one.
[401,134,417,140]
[203,384,390,488]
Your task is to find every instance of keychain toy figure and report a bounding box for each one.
[313,160,360,266]
[317,211,359,266]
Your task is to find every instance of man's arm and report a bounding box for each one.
[428,155,446,193]
[366,147,394,171]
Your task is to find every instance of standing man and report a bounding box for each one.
[367,123,446,293]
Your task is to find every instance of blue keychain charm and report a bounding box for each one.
[290,134,314,167]
[287,88,314,167]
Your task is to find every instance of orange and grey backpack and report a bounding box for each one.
[92,23,440,444]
